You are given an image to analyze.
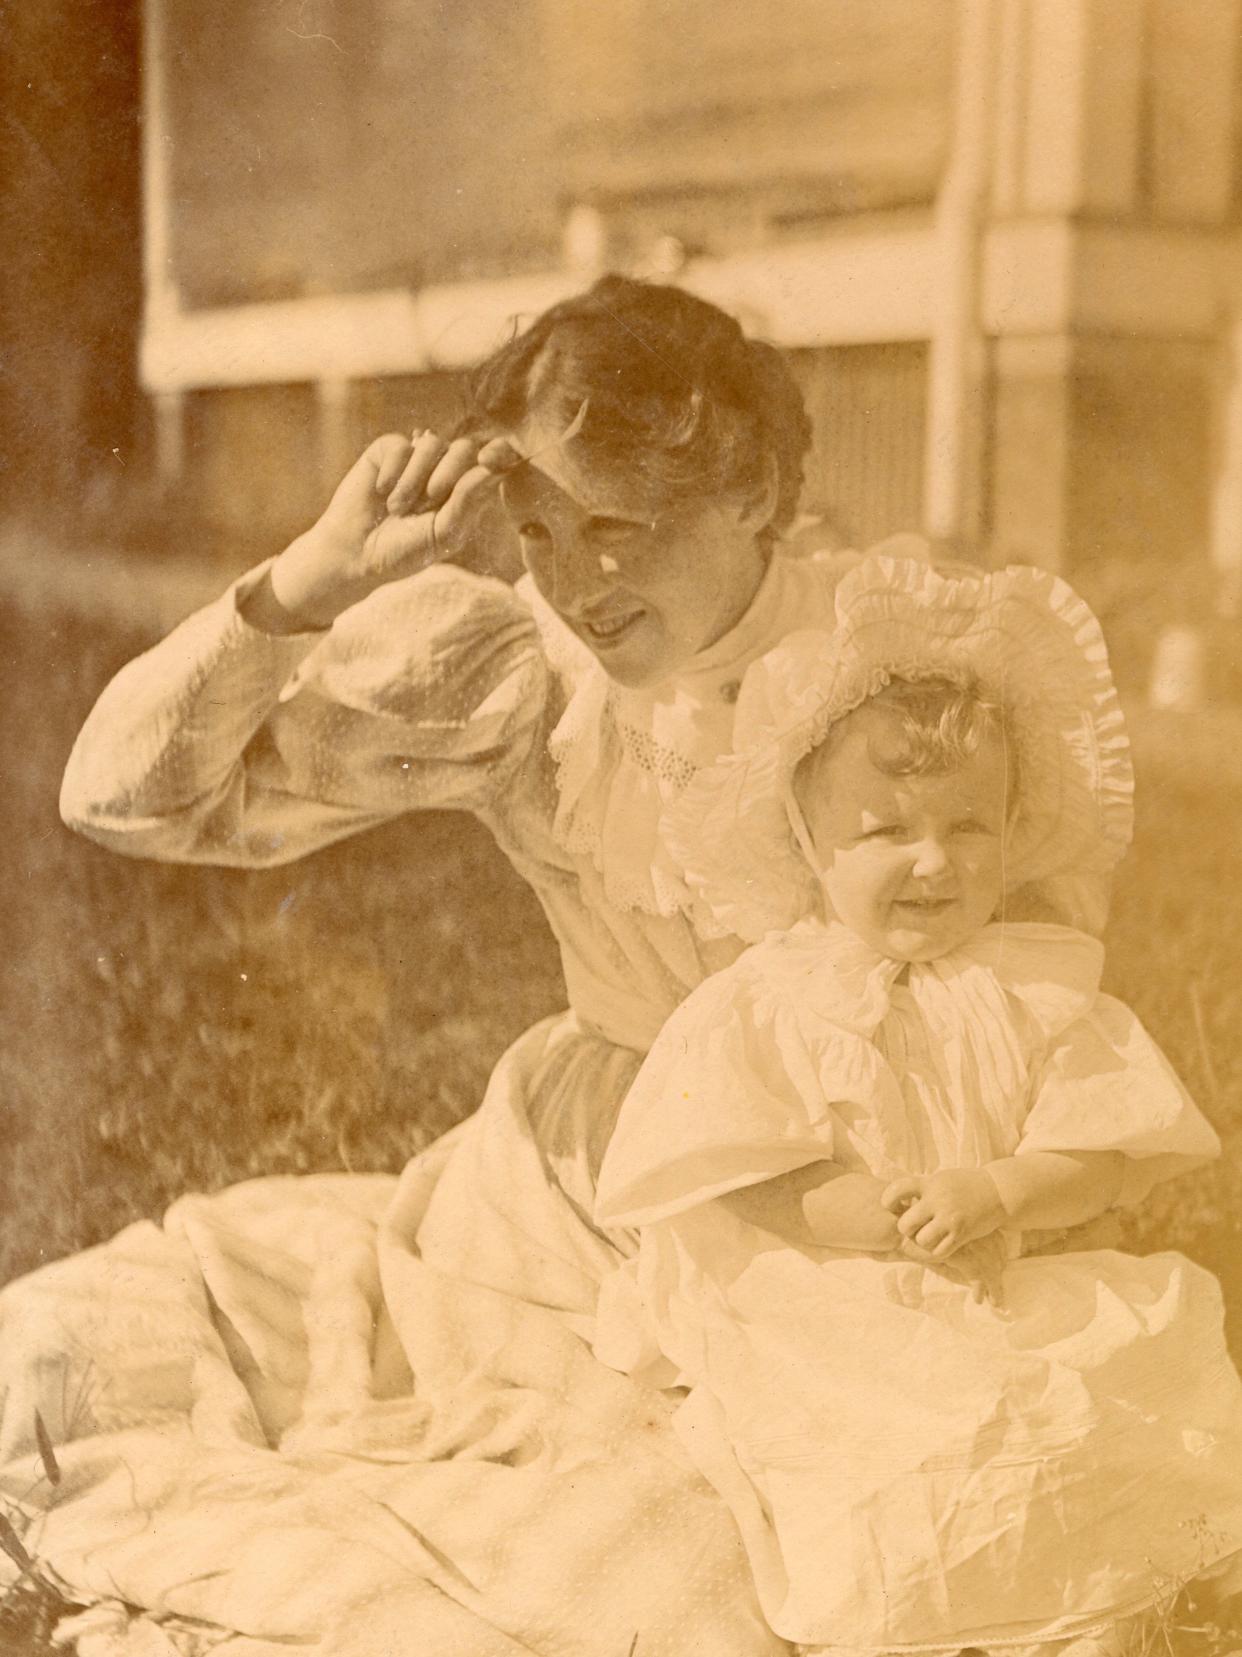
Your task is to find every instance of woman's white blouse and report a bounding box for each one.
[60,553,848,1053]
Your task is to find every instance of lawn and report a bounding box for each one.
[1105,704,1242,1333]
[0,538,566,1286]
[1,534,1241,1654]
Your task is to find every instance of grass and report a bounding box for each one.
[0,554,566,1287]
[1107,709,1242,1339]
[1,538,1241,1653]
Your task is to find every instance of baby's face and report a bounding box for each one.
[800,709,1011,962]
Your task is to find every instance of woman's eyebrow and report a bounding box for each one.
[586,513,648,533]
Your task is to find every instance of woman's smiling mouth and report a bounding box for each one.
[581,609,645,645]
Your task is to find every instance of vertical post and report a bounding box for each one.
[990,0,1030,218]
[1019,0,1144,217]
[142,0,177,324]
[562,204,609,278]
[1210,310,1242,618]
[922,0,996,548]
[143,0,184,485]
[980,0,1161,575]
[1147,0,1242,225]
[316,378,353,499]
[153,389,186,485]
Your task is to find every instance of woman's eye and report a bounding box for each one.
[517,522,550,541]
[591,520,652,552]
[859,825,902,843]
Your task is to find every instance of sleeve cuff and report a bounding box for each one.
[230,558,334,641]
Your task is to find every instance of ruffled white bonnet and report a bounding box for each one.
[664,555,1135,943]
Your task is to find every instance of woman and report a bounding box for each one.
[0,277,1087,1656]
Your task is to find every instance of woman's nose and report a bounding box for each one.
[910,836,950,879]
[545,534,606,612]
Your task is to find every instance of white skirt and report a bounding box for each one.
[630,1218,1242,1653]
[0,1012,787,1657]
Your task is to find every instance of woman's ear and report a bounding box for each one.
[738,451,780,534]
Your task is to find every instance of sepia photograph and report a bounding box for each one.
[2,2,1242,1654]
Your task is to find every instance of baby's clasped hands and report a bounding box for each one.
[882,1171,1009,1306]
[882,1167,1006,1260]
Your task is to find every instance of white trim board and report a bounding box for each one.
[140,216,1231,395]
[982,220,1227,340]
[139,219,940,393]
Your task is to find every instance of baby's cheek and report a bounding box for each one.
[971,866,1008,924]
[962,841,1003,882]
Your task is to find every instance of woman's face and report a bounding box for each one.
[498,420,770,689]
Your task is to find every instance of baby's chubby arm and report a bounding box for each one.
[883,1149,1126,1261]
[721,1162,902,1252]
[721,1164,1009,1303]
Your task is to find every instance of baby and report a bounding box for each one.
[594,556,1242,1657]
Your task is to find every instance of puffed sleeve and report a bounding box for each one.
[60,561,548,867]
[595,958,882,1228]
[1018,993,1220,1207]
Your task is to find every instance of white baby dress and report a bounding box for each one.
[595,918,1242,1654]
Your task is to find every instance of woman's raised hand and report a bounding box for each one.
[264,430,518,630]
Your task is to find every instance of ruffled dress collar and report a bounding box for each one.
[518,552,833,919]
[781,918,1103,1033]
[773,918,1104,1141]
[592,920,1105,1234]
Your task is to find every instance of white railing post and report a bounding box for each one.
[922,0,996,549]
[142,0,184,484]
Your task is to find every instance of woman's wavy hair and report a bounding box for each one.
[465,274,812,545]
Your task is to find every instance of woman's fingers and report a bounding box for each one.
[430,461,510,561]
[477,435,524,472]
[371,433,416,497]
[350,426,519,573]
[386,432,511,520]
[424,438,488,509]
[387,431,450,515]
[366,457,507,571]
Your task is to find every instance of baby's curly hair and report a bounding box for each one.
[798,675,1020,807]
[860,676,1012,780]
[466,274,812,543]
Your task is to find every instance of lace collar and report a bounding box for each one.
[518,551,840,919]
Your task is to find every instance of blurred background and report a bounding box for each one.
[8,0,1242,607]
[1,1,1240,1340]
